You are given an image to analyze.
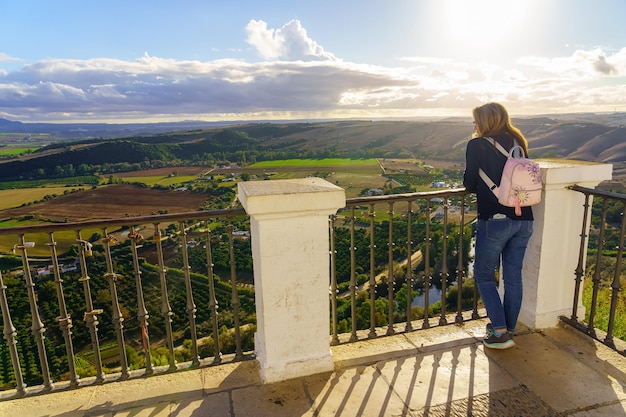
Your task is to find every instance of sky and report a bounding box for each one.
[1,0,625,123]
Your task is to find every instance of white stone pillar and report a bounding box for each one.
[518,160,612,329]
[237,178,346,383]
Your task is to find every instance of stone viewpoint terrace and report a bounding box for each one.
[1,159,626,416]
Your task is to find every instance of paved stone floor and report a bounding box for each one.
[2,319,626,416]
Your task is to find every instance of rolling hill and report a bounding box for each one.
[0,114,624,182]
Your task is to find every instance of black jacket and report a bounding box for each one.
[463,134,534,221]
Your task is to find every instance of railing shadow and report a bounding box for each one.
[4,321,626,416]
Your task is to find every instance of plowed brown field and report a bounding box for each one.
[0,184,210,222]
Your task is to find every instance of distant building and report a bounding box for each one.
[36,263,78,276]
[232,230,251,240]
[432,205,462,218]
[367,189,384,196]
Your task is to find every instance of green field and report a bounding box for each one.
[120,175,197,187]
[0,218,103,256]
[245,158,384,197]
[0,176,99,190]
[0,147,38,156]
[250,158,378,168]
[0,187,79,210]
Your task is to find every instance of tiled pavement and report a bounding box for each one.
[2,318,626,417]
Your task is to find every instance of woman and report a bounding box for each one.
[463,102,533,349]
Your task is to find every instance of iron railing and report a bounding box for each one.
[330,188,481,345]
[562,185,626,355]
[0,187,483,401]
[0,209,253,398]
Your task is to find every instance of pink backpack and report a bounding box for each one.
[478,137,542,216]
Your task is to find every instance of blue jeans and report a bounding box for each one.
[474,217,533,332]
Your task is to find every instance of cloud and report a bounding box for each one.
[0,22,625,122]
[519,47,625,79]
[0,56,405,121]
[593,55,617,75]
[0,53,21,63]
[245,19,337,61]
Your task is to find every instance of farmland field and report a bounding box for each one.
[0,187,78,210]
[214,157,390,198]
[0,147,38,156]
[0,184,211,222]
[0,158,463,254]
[115,166,208,177]
[0,158,444,224]
[0,219,103,257]
[116,175,197,187]
[250,158,378,167]
[114,166,208,186]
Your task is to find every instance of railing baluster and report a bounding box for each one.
[572,192,592,322]
[422,198,432,329]
[367,203,377,339]
[405,200,414,332]
[439,198,449,326]
[129,227,153,375]
[0,270,26,396]
[76,230,105,383]
[386,202,395,336]
[329,215,339,345]
[587,197,608,335]
[102,228,130,379]
[471,281,480,319]
[178,221,200,367]
[47,232,80,387]
[152,223,177,371]
[455,196,466,324]
[17,235,54,390]
[349,206,358,342]
[204,221,223,363]
[227,219,244,360]
[604,201,626,348]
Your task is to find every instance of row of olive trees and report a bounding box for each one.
[0,220,256,390]
[332,215,473,334]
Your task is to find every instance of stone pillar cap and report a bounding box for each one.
[238,178,346,216]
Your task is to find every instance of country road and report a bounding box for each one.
[339,249,423,297]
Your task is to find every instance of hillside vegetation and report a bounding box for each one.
[0,117,624,183]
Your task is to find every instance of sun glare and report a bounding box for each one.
[438,0,531,61]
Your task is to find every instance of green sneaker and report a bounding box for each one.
[483,330,515,349]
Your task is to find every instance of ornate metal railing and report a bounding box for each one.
[0,187,482,401]
[562,185,626,355]
[330,188,481,344]
[0,209,253,398]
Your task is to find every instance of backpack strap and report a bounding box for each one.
[484,136,525,158]
[477,137,502,192]
[479,168,498,191]
[483,136,509,156]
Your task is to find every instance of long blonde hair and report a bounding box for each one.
[472,102,528,155]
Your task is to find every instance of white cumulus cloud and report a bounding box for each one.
[246,19,337,61]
